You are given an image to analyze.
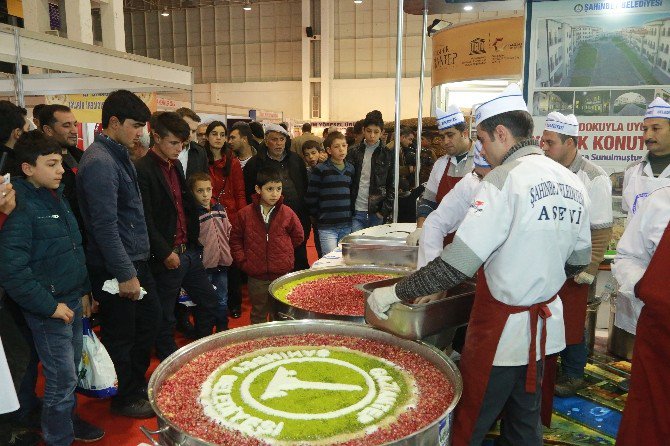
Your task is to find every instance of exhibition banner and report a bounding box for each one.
[45,93,157,123]
[533,116,647,173]
[526,0,670,173]
[431,16,524,87]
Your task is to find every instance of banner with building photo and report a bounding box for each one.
[526,0,669,174]
[431,16,524,87]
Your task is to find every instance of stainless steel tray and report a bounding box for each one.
[269,265,410,323]
[145,320,462,446]
[340,235,418,269]
[363,277,476,340]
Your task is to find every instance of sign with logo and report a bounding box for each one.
[249,109,283,121]
[431,16,524,87]
[45,93,157,123]
[156,96,180,109]
[199,347,412,442]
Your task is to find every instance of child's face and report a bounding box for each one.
[318,148,328,163]
[255,181,282,207]
[326,138,348,163]
[364,125,382,146]
[303,148,320,167]
[192,180,213,208]
[23,153,64,190]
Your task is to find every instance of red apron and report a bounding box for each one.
[453,268,556,445]
[616,222,670,446]
[435,159,464,247]
[540,279,589,426]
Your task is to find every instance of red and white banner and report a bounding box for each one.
[533,116,647,174]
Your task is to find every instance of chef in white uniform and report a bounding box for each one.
[539,112,613,412]
[407,105,475,246]
[417,141,491,268]
[616,97,670,336]
[369,83,592,446]
[614,185,670,304]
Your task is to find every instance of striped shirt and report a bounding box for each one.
[197,203,232,269]
[306,159,355,228]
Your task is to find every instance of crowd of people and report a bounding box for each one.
[1,84,669,446]
[0,90,433,446]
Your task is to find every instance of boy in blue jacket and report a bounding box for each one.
[0,131,103,446]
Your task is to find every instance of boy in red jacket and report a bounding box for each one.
[230,166,304,324]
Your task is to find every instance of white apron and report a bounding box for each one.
[616,165,670,334]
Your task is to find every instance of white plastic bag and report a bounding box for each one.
[76,317,118,398]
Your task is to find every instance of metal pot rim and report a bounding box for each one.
[269,266,412,319]
[147,320,462,446]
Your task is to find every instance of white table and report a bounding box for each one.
[311,223,417,269]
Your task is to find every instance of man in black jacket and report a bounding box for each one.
[40,105,85,234]
[175,107,209,180]
[135,112,219,360]
[0,100,29,177]
[347,113,395,231]
[244,123,311,270]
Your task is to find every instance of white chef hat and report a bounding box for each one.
[645,97,670,120]
[544,112,579,137]
[473,140,491,168]
[474,83,528,126]
[263,122,290,137]
[436,105,465,130]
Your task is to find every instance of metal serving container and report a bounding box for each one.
[269,265,410,323]
[340,235,419,269]
[141,320,462,446]
[363,277,476,340]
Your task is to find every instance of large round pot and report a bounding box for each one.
[269,265,410,323]
[142,320,462,446]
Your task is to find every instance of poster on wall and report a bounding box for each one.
[432,16,524,87]
[525,0,669,174]
[45,93,157,123]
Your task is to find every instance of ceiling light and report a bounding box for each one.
[463,5,473,11]
[354,0,363,4]
[161,7,169,16]
[243,0,251,10]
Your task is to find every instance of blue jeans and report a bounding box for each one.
[207,267,229,331]
[318,226,352,254]
[560,334,588,379]
[351,211,383,233]
[22,301,83,446]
